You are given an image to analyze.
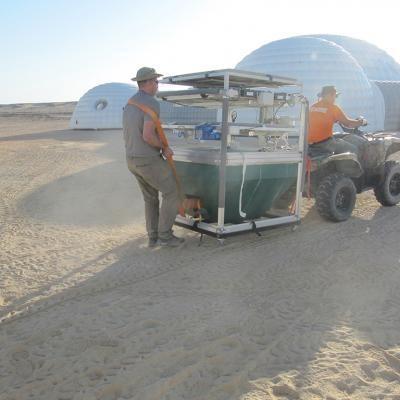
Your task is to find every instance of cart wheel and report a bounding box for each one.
[217,238,225,246]
[291,224,299,232]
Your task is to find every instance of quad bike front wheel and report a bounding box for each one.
[374,161,400,206]
[316,173,357,222]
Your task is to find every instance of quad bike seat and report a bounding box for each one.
[308,145,333,159]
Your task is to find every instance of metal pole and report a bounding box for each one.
[217,73,230,231]
[294,97,309,218]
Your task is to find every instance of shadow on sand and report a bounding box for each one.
[2,129,143,227]
[1,204,400,398]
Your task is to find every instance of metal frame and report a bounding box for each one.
[160,69,299,88]
[158,69,308,238]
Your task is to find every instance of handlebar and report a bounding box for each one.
[338,116,367,135]
[338,124,362,135]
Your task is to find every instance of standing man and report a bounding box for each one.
[123,67,184,248]
[308,85,366,156]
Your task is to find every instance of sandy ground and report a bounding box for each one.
[1,103,400,400]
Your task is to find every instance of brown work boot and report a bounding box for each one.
[148,237,158,248]
[157,234,185,248]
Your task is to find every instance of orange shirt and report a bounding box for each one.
[308,100,346,144]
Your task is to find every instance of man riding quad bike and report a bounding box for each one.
[307,124,400,222]
[304,85,400,222]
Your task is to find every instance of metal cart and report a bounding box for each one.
[157,69,308,239]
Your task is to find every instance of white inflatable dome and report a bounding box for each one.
[236,35,397,131]
[70,82,217,129]
[309,35,400,81]
[70,83,136,129]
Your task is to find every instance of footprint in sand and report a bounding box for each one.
[272,382,300,399]
[379,368,400,382]
[96,383,123,400]
[87,367,105,381]
[360,363,376,381]
[0,295,8,306]
[141,319,162,330]
[10,348,34,379]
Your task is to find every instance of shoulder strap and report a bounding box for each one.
[127,99,169,149]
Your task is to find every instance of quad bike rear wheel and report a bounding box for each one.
[316,173,357,222]
[374,161,400,206]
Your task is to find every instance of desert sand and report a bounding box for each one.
[1,102,400,400]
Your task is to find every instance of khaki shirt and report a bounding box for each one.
[123,90,161,158]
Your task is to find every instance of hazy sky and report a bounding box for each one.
[1,0,399,104]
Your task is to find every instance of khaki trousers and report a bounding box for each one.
[127,156,179,240]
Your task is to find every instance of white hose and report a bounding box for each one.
[239,152,247,218]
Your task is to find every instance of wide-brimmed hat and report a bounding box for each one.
[318,85,340,98]
[131,67,163,82]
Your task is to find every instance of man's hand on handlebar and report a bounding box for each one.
[356,116,368,127]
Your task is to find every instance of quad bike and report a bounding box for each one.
[306,123,400,222]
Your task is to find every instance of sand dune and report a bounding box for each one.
[0,103,400,399]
